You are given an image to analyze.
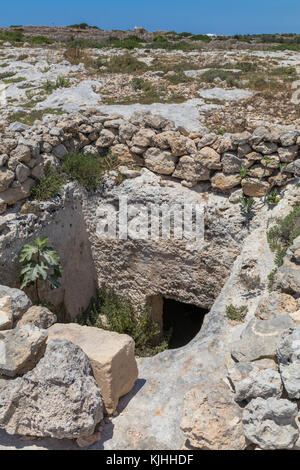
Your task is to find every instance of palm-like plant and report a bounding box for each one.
[19,237,62,304]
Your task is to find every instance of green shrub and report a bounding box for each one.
[225,304,248,321]
[76,289,170,357]
[30,35,54,45]
[104,54,148,73]
[267,205,300,253]
[31,164,67,201]
[200,69,238,87]
[61,151,118,191]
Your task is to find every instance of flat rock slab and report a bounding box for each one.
[198,87,253,101]
[48,323,138,414]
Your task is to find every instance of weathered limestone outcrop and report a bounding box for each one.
[48,323,138,414]
[0,340,104,439]
[242,398,299,450]
[277,326,300,399]
[180,381,246,450]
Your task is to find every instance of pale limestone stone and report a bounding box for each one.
[0,297,13,331]
[48,323,138,414]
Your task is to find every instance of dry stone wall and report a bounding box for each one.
[0,109,299,216]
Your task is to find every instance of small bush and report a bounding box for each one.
[104,54,148,73]
[31,164,67,201]
[225,304,248,322]
[61,151,118,191]
[76,289,170,357]
[200,69,238,87]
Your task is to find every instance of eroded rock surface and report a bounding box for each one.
[0,340,103,439]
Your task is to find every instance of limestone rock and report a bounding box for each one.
[222,152,243,174]
[235,369,282,403]
[0,296,13,331]
[0,325,48,377]
[290,235,300,263]
[0,169,14,193]
[231,315,294,362]
[241,178,270,197]
[96,129,115,148]
[180,381,246,450]
[0,340,103,439]
[0,286,32,321]
[211,172,241,191]
[144,148,177,175]
[10,145,31,164]
[48,323,138,414]
[242,398,299,450]
[167,133,190,157]
[173,155,210,182]
[278,145,299,163]
[255,292,298,320]
[277,326,300,399]
[0,178,35,206]
[17,306,57,329]
[132,128,155,148]
[198,147,221,170]
[274,263,300,295]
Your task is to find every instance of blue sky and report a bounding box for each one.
[1,0,299,35]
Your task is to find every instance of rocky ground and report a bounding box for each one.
[1,34,300,133]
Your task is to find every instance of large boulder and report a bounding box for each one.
[0,285,32,321]
[234,369,282,403]
[17,305,57,329]
[243,398,299,450]
[231,315,294,362]
[254,292,298,320]
[48,323,138,414]
[0,325,48,377]
[180,381,246,450]
[0,340,103,439]
[277,326,300,399]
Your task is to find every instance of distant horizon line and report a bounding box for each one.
[1,24,300,36]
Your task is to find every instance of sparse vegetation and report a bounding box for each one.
[266,204,300,289]
[61,151,119,191]
[30,164,67,201]
[76,289,171,357]
[225,304,248,321]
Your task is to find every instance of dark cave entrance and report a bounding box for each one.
[147,295,208,349]
[162,298,208,349]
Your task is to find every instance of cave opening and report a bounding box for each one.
[162,298,208,349]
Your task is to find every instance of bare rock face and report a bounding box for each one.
[234,369,283,403]
[254,292,298,320]
[0,325,48,377]
[0,340,103,439]
[0,286,32,322]
[277,326,300,399]
[243,398,299,450]
[17,306,57,329]
[180,381,246,450]
[47,323,138,414]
